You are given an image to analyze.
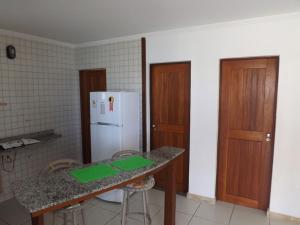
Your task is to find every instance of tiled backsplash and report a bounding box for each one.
[76,40,143,148]
[0,34,142,202]
[0,34,81,202]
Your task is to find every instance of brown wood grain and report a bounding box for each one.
[217,56,279,210]
[79,69,106,164]
[150,62,191,193]
[164,160,177,225]
[0,174,2,194]
[31,216,44,225]
[141,37,147,152]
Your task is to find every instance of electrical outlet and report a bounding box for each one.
[2,153,13,163]
[1,151,16,172]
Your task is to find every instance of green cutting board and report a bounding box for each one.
[111,155,154,171]
[70,163,120,184]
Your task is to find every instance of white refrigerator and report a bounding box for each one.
[90,91,140,202]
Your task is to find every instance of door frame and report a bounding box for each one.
[79,68,107,164]
[141,38,147,152]
[216,56,280,209]
[149,61,191,194]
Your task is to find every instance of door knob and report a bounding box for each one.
[266,133,271,142]
[152,124,156,128]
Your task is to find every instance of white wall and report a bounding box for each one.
[145,13,300,218]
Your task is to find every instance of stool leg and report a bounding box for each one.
[72,211,77,225]
[121,191,128,225]
[142,192,148,225]
[145,191,151,224]
[81,208,87,225]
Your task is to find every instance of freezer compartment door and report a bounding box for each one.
[90,92,121,125]
[91,124,122,162]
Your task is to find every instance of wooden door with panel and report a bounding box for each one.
[80,69,106,164]
[150,62,190,193]
[217,57,279,210]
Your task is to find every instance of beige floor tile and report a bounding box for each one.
[148,189,165,207]
[105,215,140,225]
[234,205,267,215]
[129,192,143,202]
[4,193,299,225]
[127,200,162,222]
[189,217,224,225]
[83,205,118,225]
[92,199,122,213]
[270,217,300,225]
[176,195,201,215]
[151,210,192,225]
[230,206,268,225]
[213,201,234,209]
[195,201,233,225]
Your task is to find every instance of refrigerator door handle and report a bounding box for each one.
[91,122,122,127]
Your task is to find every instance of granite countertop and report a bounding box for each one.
[0,129,61,153]
[13,146,184,215]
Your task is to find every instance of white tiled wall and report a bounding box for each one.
[0,35,142,202]
[76,40,143,147]
[0,34,81,202]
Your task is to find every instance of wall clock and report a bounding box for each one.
[6,45,16,59]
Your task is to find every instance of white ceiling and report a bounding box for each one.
[0,0,300,44]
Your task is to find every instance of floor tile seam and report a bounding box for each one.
[103,211,124,225]
[176,208,201,217]
[108,203,164,224]
[97,205,122,214]
[192,215,228,225]
[126,204,164,221]
[227,204,235,225]
[187,200,202,225]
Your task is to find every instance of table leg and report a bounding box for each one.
[164,161,176,225]
[31,215,44,225]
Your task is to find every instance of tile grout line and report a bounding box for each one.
[227,204,236,225]
[103,192,163,225]
[186,201,202,225]
[103,212,121,225]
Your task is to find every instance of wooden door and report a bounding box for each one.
[80,70,106,164]
[217,57,279,210]
[150,62,190,193]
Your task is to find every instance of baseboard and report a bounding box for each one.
[187,193,300,223]
[268,210,300,223]
[187,192,216,204]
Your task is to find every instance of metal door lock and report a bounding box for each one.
[266,133,271,142]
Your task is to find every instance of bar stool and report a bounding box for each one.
[112,150,155,225]
[41,159,89,225]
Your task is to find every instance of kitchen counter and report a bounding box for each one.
[13,146,184,215]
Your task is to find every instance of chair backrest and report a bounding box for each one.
[112,150,140,160]
[44,159,81,174]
